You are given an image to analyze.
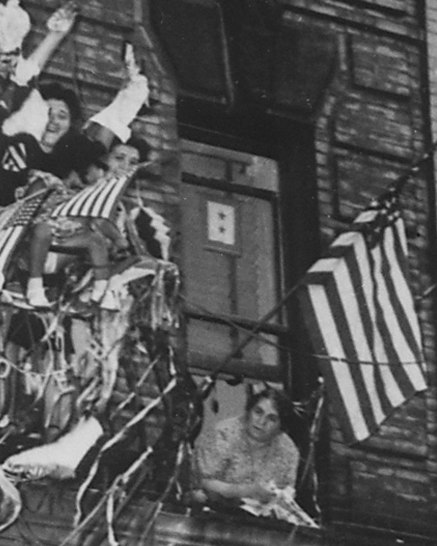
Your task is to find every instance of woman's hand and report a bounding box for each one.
[28,170,64,191]
[28,1,78,76]
[201,478,276,504]
[46,1,78,35]
[244,482,276,504]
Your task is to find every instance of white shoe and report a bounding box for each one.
[27,288,51,308]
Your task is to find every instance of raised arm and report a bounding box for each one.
[84,43,150,149]
[25,1,78,76]
[1,3,78,138]
[0,1,78,124]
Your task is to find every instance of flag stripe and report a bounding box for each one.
[358,238,406,410]
[62,183,100,216]
[0,190,50,289]
[325,269,379,431]
[389,221,423,359]
[343,236,393,417]
[299,205,426,444]
[367,243,417,399]
[81,178,117,217]
[0,227,24,271]
[332,251,386,425]
[51,175,130,220]
[378,230,418,359]
[298,284,357,441]
[307,285,370,440]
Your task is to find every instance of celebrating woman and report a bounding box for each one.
[192,387,300,507]
[0,41,151,306]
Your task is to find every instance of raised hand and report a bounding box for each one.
[28,169,64,191]
[124,43,140,81]
[46,1,78,35]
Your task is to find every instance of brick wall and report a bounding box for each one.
[11,0,437,540]
[279,0,437,535]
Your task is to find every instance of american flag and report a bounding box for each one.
[298,196,427,444]
[50,174,130,221]
[0,190,50,289]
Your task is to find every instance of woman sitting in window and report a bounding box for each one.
[192,387,300,514]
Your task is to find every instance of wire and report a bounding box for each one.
[182,296,426,368]
[193,136,437,394]
[388,140,437,197]
[181,294,291,351]
[310,352,424,368]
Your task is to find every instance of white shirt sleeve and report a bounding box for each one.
[10,56,41,87]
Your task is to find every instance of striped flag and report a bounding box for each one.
[0,190,50,289]
[298,196,427,444]
[50,174,130,221]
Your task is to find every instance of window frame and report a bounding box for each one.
[180,144,290,383]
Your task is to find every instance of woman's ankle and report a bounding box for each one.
[26,277,50,307]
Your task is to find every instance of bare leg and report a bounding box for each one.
[91,218,128,251]
[29,223,53,278]
[53,229,111,304]
[27,223,53,307]
[60,229,110,281]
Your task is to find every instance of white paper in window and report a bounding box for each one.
[206,201,236,246]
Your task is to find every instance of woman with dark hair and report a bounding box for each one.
[0,2,81,206]
[35,82,104,178]
[0,37,150,203]
[192,387,300,509]
[0,1,78,122]
[0,41,149,307]
[26,132,152,308]
[5,81,107,198]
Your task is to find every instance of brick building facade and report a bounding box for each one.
[1,0,437,544]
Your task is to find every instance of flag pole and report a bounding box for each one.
[384,139,437,197]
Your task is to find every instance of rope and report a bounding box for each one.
[182,295,427,368]
[73,377,177,527]
[386,139,437,198]
[137,441,186,542]
[197,281,302,398]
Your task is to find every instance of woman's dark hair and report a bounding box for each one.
[110,135,151,163]
[245,387,291,431]
[39,82,82,126]
[34,82,97,178]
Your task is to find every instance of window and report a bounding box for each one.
[181,140,289,381]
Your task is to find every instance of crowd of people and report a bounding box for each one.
[0,0,308,529]
[0,0,152,309]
